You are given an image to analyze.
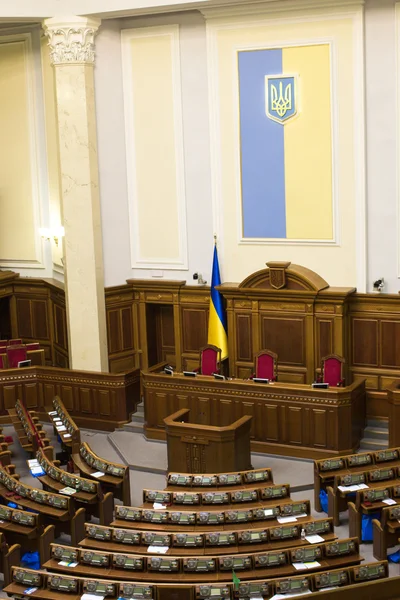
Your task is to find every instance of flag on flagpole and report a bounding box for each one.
[232,569,241,590]
[208,240,228,360]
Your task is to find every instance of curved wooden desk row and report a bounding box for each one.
[326,468,400,527]
[0,505,53,558]
[0,366,140,431]
[373,504,400,560]
[49,396,80,448]
[112,500,312,530]
[4,562,393,600]
[75,518,335,558]
[166,469,273,490]
[142,486,290,507]
[36,448,102,497]
[73,442,131,505]
[8,401,49,454]
[314,447,400,512]
[347,484,400,541]
[38,538,364,584]
[142,367,366,460]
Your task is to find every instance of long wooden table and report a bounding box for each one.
[142,367,366,459]
[0,365,140,431]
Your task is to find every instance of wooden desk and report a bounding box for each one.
[164,409,252,473]
[143,369,366,459]
[0,366,140,431]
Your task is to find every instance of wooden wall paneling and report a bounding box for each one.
[173,293,182,372]
[105,285,136,373]
[196,396,211,425]
[79,387,93,414]
[16,297,33,337]
[380,319,400,368]
[218,398,233,426]
[50,285,69,368]
[23,383,39,409]
[285,405,303,445]
[0,367,140,429]
[352,317,379,366]
[348,294,400,419]
[304,303,315,384]
[226,298,235,375]
[259,403,279,442]
[129,280,186,372]
[237,399,256,438]
[250,300,260,377]
[235,311,252,362]
[2,385,18,413]
[31,299,49,339]
[315,318,333,366]
[160,304,175,364]
[311,408,328,448]
[98,389,113,417]
[180,295,209,369]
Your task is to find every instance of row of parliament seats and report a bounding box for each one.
[314,448,400,523]
[3,561,396,600]
[74,516,335,554]
[141,485,291,507]
[1,397,398,600]
[373,504,400,560]
[166,470,273,491]
[8,400,50,454]
[36,537,363,582]
[48,397,130,503]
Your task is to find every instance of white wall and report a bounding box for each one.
[365,0,398,293]
[95,12,215,288]
[4,1,400,292]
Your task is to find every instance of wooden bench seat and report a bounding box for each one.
[4,562,394,600]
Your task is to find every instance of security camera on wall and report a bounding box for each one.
[373,278,385,293]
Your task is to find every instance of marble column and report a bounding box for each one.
[42,16,108,372]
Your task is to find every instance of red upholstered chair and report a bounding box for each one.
[26,343,40,351]
[6,346,27,369]
[0,341,7,349]
[321,354,345,387]
[254,350,278,381]
[198,345,221,376]
[0,354,6,369]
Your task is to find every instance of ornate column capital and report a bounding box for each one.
[42,16,101,65]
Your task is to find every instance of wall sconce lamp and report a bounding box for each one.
[39,226,65,247]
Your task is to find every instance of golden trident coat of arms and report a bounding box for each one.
[265,74,298,124]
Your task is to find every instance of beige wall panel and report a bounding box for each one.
[206,7,365,290]
[122,25,188,269]
[40,34,63,272]
[0,36,41,266]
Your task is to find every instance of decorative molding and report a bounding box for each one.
[231,38,338,248]
[42,16,101,65]
[121,25,188,271]
[352,7,367,292]
[200,0,364,20]
[396,3,400,278]
[206,6,366,290]
[0,32,45,271]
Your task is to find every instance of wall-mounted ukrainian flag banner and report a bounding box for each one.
[238,44,333,241]
[208,243,228,360]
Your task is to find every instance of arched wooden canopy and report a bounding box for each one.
[238,262,329,292]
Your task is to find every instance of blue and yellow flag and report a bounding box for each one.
[208,243,228,360]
